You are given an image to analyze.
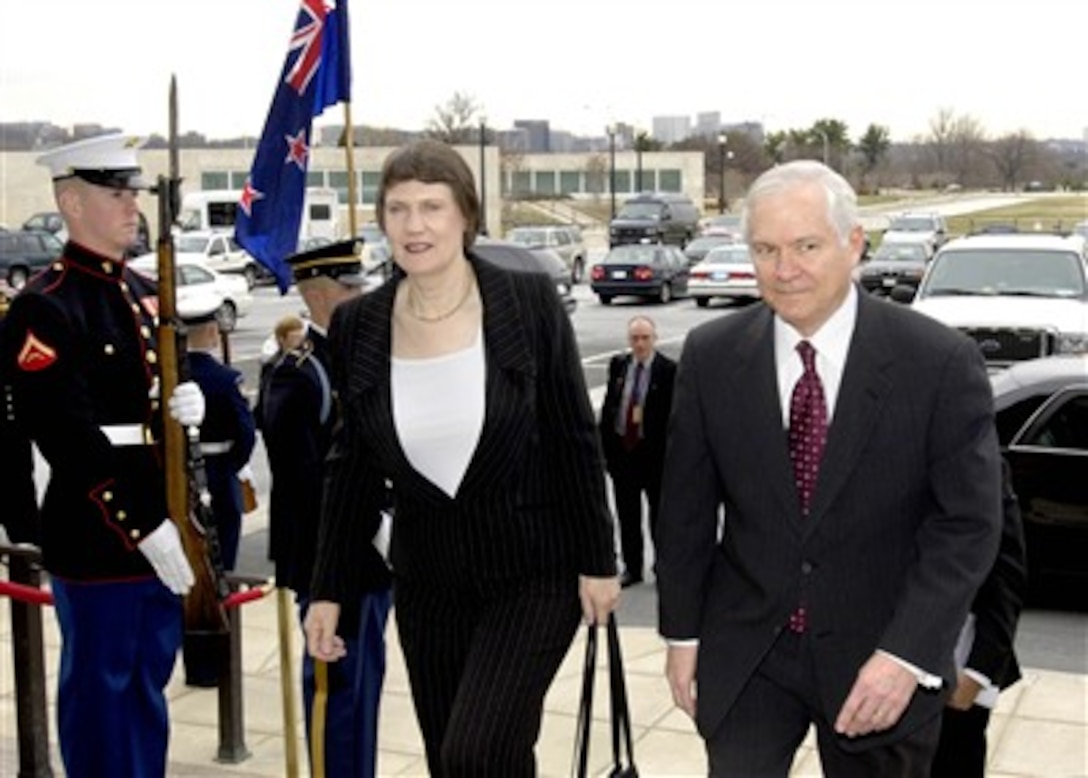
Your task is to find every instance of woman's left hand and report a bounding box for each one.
[578,574,621,625]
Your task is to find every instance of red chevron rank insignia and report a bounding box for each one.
[17,330,58,372]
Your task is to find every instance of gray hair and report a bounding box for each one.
[741,161,859,246]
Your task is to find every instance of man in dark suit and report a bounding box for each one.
[599,315,676,587]
[657,160,1002,776]
[257,240,392,778]
[932,457,1027,777]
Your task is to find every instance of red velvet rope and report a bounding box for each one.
[0,578,274,609]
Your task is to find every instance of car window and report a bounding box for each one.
[555,231,570,246]
[179,265,214,285]
[924,249,1085,297]
[1018,391,1088,450]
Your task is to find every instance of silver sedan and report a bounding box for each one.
[688,244,760,307]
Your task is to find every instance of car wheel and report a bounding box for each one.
[572,258,584,284]
[658,283,672,304]
[695,297,709,308]
[8,266,29,290]
[215,301,238,333]
[598,295,613,305]
[243,264,258,290]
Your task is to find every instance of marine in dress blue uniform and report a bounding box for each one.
[2,134,200,778]
[180,298,257,687]
[256,240,392,778]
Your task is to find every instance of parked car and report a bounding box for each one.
[608,192,700,249]
[21,211,66,239]
[134,231,261,289]
[882,211,949,253]
[506,225,588,283]
[1072,220,1088,240]
[682,234,735,266]
[0,229,64,289]
[688,243,759,307]
[698,213,744,241]
[857,239,933,298]
[906,232,1088,369]
[991,355,1088,593]
[357,222,391,273]
[129,256,253,332]
[590,243,689,305]
[473,237,576,314]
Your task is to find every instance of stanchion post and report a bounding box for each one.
[5,546,54,777]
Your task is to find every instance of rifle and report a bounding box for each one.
[156,75,229,633]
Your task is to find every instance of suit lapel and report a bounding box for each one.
[806,293,895,528]
[730,306,800,520]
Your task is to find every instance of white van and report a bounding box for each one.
[178,187,340,240]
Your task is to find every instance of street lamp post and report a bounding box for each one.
[815,128,829,167]
[717,133,728,213]
[478,117,488,236]
[607,125,617,220]
[635,131,645,193]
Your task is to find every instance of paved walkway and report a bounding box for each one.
[1,569,1086,776]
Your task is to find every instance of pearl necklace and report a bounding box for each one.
[406,272,474,323]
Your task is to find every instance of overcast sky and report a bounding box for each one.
[2,0,1085,143]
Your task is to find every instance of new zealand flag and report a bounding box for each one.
[235,0,350,293]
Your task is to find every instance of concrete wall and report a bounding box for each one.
[0,145,705,234]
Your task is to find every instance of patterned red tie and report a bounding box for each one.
[622,361,644,451]
[788,341,828,516]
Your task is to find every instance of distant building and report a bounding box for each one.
[513,120,550,153]
[695,112,722,139]
[652,116,691,145]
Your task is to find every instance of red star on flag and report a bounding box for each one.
[284,129,310,170]
[239,180,264,217]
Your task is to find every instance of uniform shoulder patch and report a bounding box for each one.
[17,330,58,372]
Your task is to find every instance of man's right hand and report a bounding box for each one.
[304,601,346,662]
[138,520,194,595]
[666,643,699,719]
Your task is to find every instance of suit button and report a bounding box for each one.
[801,561,813,575]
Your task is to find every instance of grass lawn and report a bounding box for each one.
[945,195,1087,237]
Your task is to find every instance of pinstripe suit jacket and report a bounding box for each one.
[656,290,1002,749]
[310,254,617,604]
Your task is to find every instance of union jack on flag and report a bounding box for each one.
[235,0,350,293]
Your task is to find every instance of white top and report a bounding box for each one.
[392,329,485,498]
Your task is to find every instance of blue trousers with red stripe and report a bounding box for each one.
[299,588,392,778]
[51,576,182,778]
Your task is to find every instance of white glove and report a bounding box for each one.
[138,520,195,595]
[236,463,255,483]
[168,381,206,427]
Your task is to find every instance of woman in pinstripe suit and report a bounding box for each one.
[305,140,620,776]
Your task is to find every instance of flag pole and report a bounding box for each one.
[343,102,359,239]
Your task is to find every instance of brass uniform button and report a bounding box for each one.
[146,351,158,364]
[104,344,115,355]
[102,491,113,503]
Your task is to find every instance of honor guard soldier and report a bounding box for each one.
[1,133,206,777]
[257,240,392,778]
[179,295,257,687]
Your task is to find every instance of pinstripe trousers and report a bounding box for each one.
[395,573,582,777]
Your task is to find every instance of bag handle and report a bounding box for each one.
[607,615,637,773]
[572,613,638,778]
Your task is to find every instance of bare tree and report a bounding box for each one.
[949,114,987,186]
[927,107,957,179]
[988,130,1036,191]
[426,91,481,144]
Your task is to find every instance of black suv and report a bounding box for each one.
[0,230,64,289]
[609,192,700,249]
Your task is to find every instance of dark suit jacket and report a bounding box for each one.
[657,291,1002,748]
[311,254,616,603]
[598,351,677,474]
[965,457,1026,691]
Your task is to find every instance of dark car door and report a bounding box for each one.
[1004,385,1088,580]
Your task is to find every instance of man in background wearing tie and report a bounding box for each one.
[599,315,676,588]
[656,161,1001,776]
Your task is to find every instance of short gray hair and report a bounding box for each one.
[741,160,859,246]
